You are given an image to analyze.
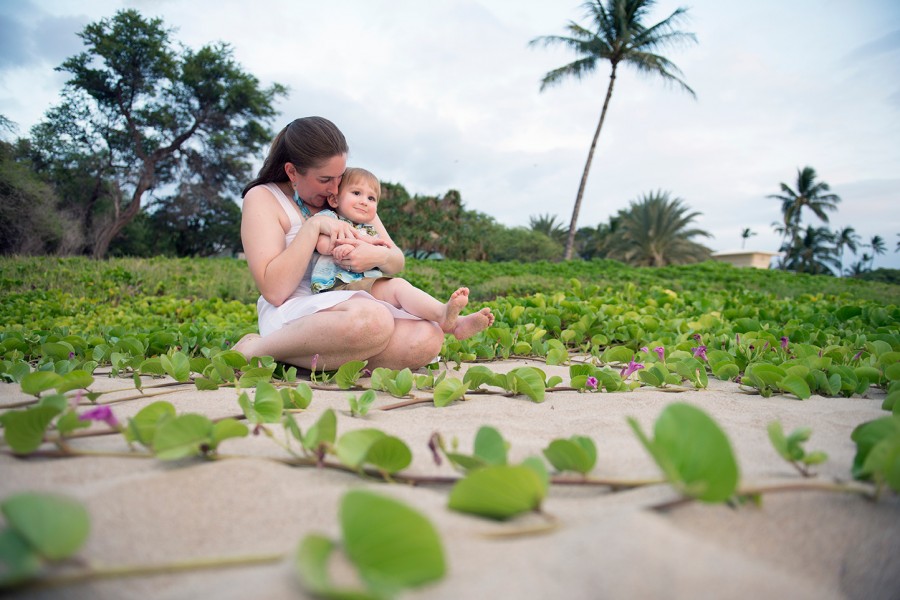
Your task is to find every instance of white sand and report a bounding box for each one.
[1,359,898,599]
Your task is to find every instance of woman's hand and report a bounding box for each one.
[332,238,395,272]
[308,214,366,248]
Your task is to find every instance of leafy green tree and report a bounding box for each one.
[781,226,840,275]
[486,227,564,262]
[452,211,496,261]
[0,136,75,255]
[379,183,499,261]
[529,0,697,260]
[110,184,242,257]
[603,191,711,267]
[29,9,284,258]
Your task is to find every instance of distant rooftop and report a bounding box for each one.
[711,250,780,269]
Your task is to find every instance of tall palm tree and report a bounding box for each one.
[833,226,861,276]
[740,228,756,249]
[769,166,841,240]
[604,190,712,266]
[530,0,697,260]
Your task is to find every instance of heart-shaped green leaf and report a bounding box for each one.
[341,490,445,596]
[153,413,214,460]
[125,401,176,447]
[628,403,739,503]
[473,426,507,466]
[543,435,597,474]
[433,377,467,407]
[1,406,61,454]
[448,465,545,520]
[1,493,89,560]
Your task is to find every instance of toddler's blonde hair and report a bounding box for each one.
[339,167,381,201]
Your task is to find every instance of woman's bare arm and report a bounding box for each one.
[241,186,359,305]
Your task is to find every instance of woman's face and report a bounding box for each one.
[291,154,347,210]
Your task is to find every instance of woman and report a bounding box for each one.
[233,117,445,370]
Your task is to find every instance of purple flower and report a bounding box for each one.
[852,349,864,362]
[692,334,702,342]
[653,346,665,361]
[780,336,789,351]
[692,345,708,361]
[68,352,75,360]
[640,346,649,354]
[310,354,319,372]
[79,405,119,429]
[620,359,645,379]
[586,376,599,390]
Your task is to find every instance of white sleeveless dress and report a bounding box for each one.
[253,183,421,337]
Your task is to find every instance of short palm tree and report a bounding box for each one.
[867,234,886,270]
[528,213,568,246]
[781,226,840,275]
[833,226,861,276]
[530,0,697,260]
[604,190,712,267]
[740,228,756,249]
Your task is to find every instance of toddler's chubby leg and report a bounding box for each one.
[370,281,494,340]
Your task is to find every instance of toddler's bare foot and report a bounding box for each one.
[232,333,262,360]
[439,287,470,333]
[450,307,494,340]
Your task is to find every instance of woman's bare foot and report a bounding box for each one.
[450,307,494,340]
[438,287,470,333]
[232,333,262,360]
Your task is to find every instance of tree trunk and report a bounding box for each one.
[564,64,618,260]
[91,172,152,259]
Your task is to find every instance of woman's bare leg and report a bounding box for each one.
[370,280,494,340]
[233,297,395,370]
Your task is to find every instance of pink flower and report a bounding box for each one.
[79,405,119,429]
[68,389,84,411]
[620,359,645,379]
[780,336,789,351]
[586,376,599,390]
[692,345,708,361]
[653,346,665,361]
[310,354,319,372]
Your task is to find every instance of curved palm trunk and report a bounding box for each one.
[564,63,618,260]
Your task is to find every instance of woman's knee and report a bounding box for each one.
[407,321,444,359]
[346,302,395,343]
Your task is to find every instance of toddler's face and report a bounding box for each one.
[334,181,378,224]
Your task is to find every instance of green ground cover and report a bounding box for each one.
[1,256,898,400]
[1,257,899,593]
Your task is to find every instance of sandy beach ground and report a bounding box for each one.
[1,358,898,599]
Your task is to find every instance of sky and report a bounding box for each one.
[2,0,899,270]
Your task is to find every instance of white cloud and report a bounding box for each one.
[1,0,898,267]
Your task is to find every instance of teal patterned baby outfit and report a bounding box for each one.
[310,209,383,293]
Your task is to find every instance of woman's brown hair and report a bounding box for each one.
[242,117,348,197]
